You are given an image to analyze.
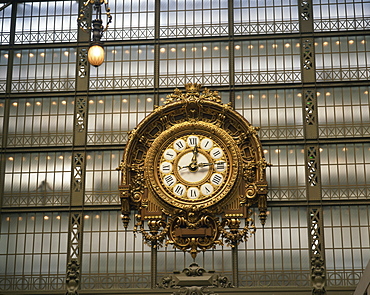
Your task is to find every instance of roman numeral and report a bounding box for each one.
[189,137,197,146]
[216,162,225,170]
[174,185,184,195]
[162,164,170,172]
[175,141,184,149]
[212,174,222,185]
[164,175,175,186]
[212,150,221,157]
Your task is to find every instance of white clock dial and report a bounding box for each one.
[158,132,231,203]
[187,135,199,147]
[160,162,173,173]
[177,152,209,183]
[200,138,213,150]
[200,183,214,196]
[164,149,177,161]
[173,184,186,196]
[173,139,186,151]
[210,147,223,159]
[163,174,176,187]
[210,173,223,186]
[214,161,226,172]
[187,187,200,199]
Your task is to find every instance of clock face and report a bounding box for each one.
[155,132,233,206]
[145,122,240,209]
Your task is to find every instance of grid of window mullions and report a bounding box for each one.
[0,0,370,294]
[15,1,78,43]
[324,206,370,286]
[0,212,68,291]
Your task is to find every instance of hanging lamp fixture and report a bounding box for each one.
[78,0,112,67]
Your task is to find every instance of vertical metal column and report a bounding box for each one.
[309,207,326,295]
[231,244,239,287]
[151,245,158,289]
[65,1,91,293]
[66,213,83,295]
[228,0,235,108]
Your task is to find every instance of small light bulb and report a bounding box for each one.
[88,45,105,67]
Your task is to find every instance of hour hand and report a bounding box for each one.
[178,165,190,170]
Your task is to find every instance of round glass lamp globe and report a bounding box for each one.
[88,45,105,67]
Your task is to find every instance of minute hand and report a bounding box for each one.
[198,161,225,168]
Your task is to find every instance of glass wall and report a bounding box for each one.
[0,212,69,291]
[0,0,369,293]
[15,1,79,44]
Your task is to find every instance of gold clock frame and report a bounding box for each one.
[118,83,269,258]
[145,121,240,210]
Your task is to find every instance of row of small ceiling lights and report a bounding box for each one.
[4,215,104,222]
[3,89,369,108]
[4,39,367,59]
[5,215,63,222]
[7,144,363,163]
[7,154,116,161]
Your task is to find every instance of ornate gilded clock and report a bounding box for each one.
[118,83,269,258]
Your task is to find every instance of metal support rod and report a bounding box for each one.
[151,245,158,289]
[232,243,239,287]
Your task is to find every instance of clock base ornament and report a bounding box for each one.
[157,262,232,294]
[118,83,270,258]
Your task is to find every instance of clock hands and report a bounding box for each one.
[178,161,226,170]
[191,145,198,163]
[198,161,225,167]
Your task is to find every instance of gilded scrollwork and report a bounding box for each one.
[119,83,269,258]
[129,164,145,203]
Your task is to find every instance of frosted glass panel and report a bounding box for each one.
[0,212,68,291]
[15,1,78,43]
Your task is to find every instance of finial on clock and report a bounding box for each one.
[185,83,202,94]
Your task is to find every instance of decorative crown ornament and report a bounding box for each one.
[185,82,202,94]
[118,84,269,258]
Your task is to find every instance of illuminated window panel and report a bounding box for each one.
[0,50,8,92]
[324,206,370,287]
[317,86,370,138]
[81,211,151,289]
[85,151,121,205]
[3,152,72,207]
[15,1,78,44]
[234,0,299,35]
[7,97,74,147]
[11,48,76,93]
[105,0,155,40]
[264,145,306,201]
[239,207,310,287]
[234,39,301,84]
[313,0,370,32]
[315,36,370,82]
[160,0,229,38]
[0,3,11,44]
[0,212,69,291]
[320,143,370,200]
[87,94,154,145]
[159,42,229,87]
[235,89,304,140]
[90,45,155,90]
